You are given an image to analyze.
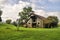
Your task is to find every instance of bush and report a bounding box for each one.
[47,16,59,28]
[6,19,12,24]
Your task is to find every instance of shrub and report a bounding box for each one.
[6,19,12,24]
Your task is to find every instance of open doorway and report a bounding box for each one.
[32,23,36,28]
[30,15,37,28]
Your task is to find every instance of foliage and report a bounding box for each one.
[47,16,59,27]
[6,19,12,24]
[0,10,2,22]
[47,16,58,23]
[43,16,59,28]
[0,10,2,16]
[19,7,32,23]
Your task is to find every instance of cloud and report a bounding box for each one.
[47,12,60,19]
[0,0,7,4]
[34,10,47,17]
[34,10,60,20]
[1,0,46,22]
[1,1,30,22]
[0,0,60,22]
[0,0,7,8]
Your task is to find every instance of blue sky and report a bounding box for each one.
[4,0,60,12]
[0,0,60,11]
[38,0,60,12]
[0,0,60,21]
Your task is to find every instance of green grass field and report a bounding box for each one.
[0,23,60,40]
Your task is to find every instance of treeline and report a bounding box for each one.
[44,16,58,28]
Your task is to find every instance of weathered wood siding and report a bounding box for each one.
[36,18,43,28]
[26,18,44,28]
[27,18,32,28]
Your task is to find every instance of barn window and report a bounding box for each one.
[38,23,40,24]
[29,23,30,24]
[31,15,37,22]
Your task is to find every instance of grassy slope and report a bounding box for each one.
[0,23,60,40]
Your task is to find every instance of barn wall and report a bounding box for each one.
[36,18,43,28]
[27,18,32,28]
[26,18,44,28]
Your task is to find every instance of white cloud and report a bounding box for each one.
[1,1,30,22]
[0,0,60,22]
[47,12,60,19]
[34,10,47,17]
[0,0,7,4]
[34,9,60,20]
[0,0,7,8]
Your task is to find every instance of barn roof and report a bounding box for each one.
[43,19,52,24]
[35,14,46,20]
[32,13,53,24]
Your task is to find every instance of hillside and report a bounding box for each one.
[0,23,60,40]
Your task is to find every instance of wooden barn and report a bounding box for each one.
[23,11,58,28]
[23,12,47,28]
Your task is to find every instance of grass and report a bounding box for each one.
[0,23,60,40]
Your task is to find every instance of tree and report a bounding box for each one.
[19,7,32,19]
[0,17,2,22]
[6,19,12,24]
[47,16,59,28]
[0,10,2,22]
[19,7,32,24]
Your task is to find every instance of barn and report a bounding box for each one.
[23,11,58,28]
[24,12,47,28]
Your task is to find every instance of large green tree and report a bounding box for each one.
[19,7,32,23]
